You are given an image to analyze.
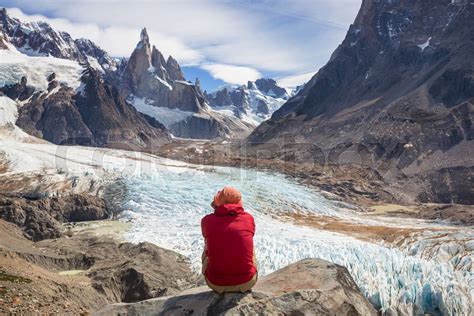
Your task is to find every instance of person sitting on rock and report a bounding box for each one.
[201,186,257,293]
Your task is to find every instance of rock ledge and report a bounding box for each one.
[94,258,376,315]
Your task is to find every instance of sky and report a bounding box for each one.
[1,0,362,92]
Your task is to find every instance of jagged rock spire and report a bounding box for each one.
[136,27,151,50]
[166,55,185,81]
[151,45,167,80]
[140,28,149,44]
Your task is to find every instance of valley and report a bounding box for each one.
[0,1,473,315]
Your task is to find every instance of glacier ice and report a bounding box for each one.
[1,126,472,315]
[116,165,473,315]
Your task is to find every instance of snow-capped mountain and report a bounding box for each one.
[206,78,290,125]
[118,28,254,139]
[119,28,202,113]
[0,8,116,72]
[0,9,170,148]
[0,8,254,141]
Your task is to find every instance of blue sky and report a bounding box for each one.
[182,67,226,93]
[1,0,361,92]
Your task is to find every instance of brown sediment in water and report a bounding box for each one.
[280,212,427,244]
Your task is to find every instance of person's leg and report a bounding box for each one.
[206,280,237,293]
[202,251,228,293]
[238,250,257,292]
[205,273,258,293]
[237,273,257,292]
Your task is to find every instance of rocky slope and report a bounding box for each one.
[247,0,474,204]
[0,219,196,314]
[95,259,376,316]
[205,78,290,125]
[2,69,170,148]
[0,193,109,241]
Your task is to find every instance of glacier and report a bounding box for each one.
[0,46,83,91]
[1,102,471,315]
[116,165,473,315]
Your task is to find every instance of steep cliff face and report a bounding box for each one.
[121,28,254,139]
[120,28,203,113]
[248,0,474,204]
[272,0,473,119]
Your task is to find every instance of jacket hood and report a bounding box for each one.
[214,202,244,216]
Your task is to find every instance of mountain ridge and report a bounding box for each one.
[0,8,116,72]
[205,78,290,125]
[246,0,474,204]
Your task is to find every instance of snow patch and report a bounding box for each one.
[0,48,83,91]
[418,37,432,52]
[154,75,173,91]
[0,96,33,140]
[86,56,104,73]
[147,66,156,73]
[0,96,18,126]
[127,95,193,128]
[175,80,193,86]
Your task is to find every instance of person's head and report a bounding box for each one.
[213,186,242,207]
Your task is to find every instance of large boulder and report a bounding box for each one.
[94,259,376,315]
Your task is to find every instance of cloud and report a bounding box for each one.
[201,64,261,85]
[6,7,203,64]
[277,71,317,89]
[3,1,362,87]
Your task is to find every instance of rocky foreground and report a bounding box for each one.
[0,192,376,315]
[0,218,195,313]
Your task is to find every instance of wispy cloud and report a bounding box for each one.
[4,0,361,88]
[201,64,261,85]
[277,71,317,89]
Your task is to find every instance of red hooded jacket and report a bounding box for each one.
[201,203,256,286]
